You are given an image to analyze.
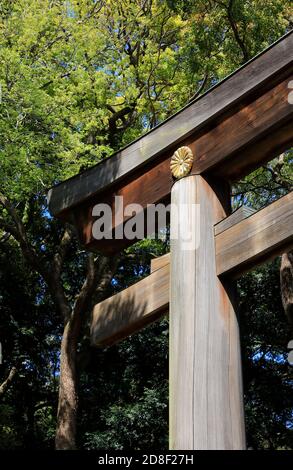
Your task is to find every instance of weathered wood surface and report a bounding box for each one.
[214,206,255,236]
[91,263,169,347]
[71,75,293,253]
[150,253,170,273]
[48,31,293,218]
[73,155,172,253]
[169,175,245,449]
[192,77,293,178]
[215,119,293,181]
[216,191,293,275]
[91,192,293,347]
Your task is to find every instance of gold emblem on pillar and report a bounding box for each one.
[170,146,194,179]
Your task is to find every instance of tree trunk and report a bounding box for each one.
[55,317,79,450]
[280,250,293,326]
[0,366,17,398]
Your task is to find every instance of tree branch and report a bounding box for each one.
[0,193,70,318]
[0,193,51,280]
[226,0,250,63]
[280,251,293,326]
[189,73,209,103]
[53,226,74,280]
[0,366,17,398]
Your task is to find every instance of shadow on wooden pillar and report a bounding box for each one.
[169,175,246,450]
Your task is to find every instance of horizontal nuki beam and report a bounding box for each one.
[91,193,293,346]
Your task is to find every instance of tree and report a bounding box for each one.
[0,0,192,449]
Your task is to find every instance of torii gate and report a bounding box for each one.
[48,31,293,450]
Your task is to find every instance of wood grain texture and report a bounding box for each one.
[216,191,293,276]
[150,253,170,273]
[213,116,293,181]
[90,263,169,347]
[214,206,255,235]
[48,32,293,217]
[191,77,293,176]
[147,206,257,273]
[91,194,293,347]
[67,75,293,254]
[169,175,245,450]
[73,154,172,251]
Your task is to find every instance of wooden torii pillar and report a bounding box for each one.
[48,31,293,450]
[169,174,245,449]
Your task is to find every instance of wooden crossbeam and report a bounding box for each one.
[91,263,170,347]
[91,193,293,346]
[216,194,293,275]
[47,33,293,255]
[71,75,293,254]
[150,206,256,272]
[48,32,292,220]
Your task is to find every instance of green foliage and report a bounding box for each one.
[232,150,293,209]
[239,260,293,449]
[168,0,291,80]
[78,317,168,450]
[84,387,168,450]
[0,404,22,449]
[0,241,59,449]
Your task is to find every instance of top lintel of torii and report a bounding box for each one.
[47,30,293,254]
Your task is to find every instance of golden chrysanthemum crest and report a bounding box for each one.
[170,146,194,179]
